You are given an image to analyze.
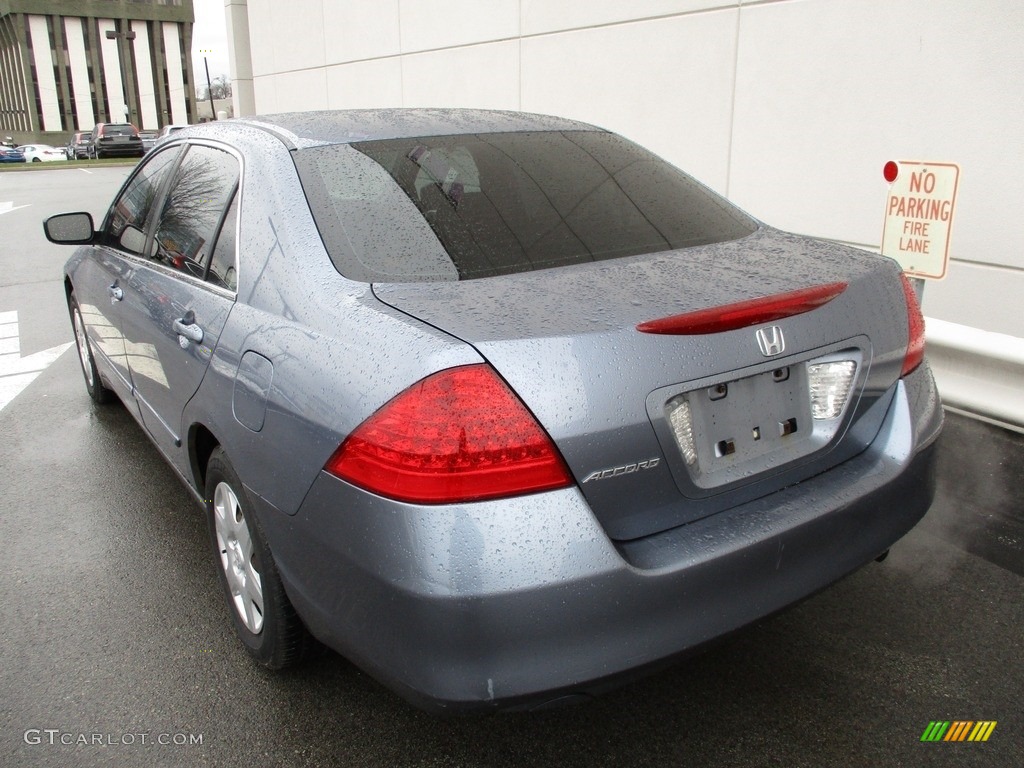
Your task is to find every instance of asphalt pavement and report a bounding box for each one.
[1,167,1021,767]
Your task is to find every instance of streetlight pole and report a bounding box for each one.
[204,56,217,122]
[105,27,137,124]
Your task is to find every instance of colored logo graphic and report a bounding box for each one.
[920,721,997,742]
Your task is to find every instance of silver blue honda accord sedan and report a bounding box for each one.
[44,109,942,712]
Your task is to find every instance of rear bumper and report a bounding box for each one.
[94,142,143,157]
[258,366,941,713]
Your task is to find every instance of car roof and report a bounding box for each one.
[227,108,600,147]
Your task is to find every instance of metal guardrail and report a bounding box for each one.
[926,318,1024,433]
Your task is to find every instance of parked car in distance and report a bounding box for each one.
[66,131,91,159]
[0,145,25,163]
[157,124,188,140]
[88,122,144,159]
[154,124,189,147]
[18,144,66,163]
[139,131,158,153]
[44,109,942,713]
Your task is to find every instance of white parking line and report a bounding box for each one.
[0,201,31,215]
[0,311,73,412]
[78,168,93,174]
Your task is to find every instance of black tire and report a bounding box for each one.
[205,448,310,669]
[69,293,114,404]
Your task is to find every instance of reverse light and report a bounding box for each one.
[666,396,697,465]
[324,365,573,504]
[637,282,848,335]
[899,273,926,376]
[807,361,857,419]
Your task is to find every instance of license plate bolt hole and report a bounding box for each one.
[715,439,736,457]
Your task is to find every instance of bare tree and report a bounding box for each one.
[197,75,232,101]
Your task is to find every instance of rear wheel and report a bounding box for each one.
[205,448,310,668]
[32,157,40,163]
[69,293,114,404]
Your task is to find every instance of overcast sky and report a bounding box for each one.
[190,0,231,86]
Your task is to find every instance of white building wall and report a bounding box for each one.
[27,15,62,131]
[63,18,94,130]
[226,0,256,116]
[728,0,1024,339]
[131,20,159,130]
[162,22,188,125]
[234,0,1024,410]
[97,19,126,122]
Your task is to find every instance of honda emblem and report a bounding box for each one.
[755,326,785,357]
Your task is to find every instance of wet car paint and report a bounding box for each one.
[54,111,942,712]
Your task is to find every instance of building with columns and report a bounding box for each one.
[0,0,197,141]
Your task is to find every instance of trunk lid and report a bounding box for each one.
[374,228,911,540]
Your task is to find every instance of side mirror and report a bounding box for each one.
[119,224,153,256]
[43,212,95,245]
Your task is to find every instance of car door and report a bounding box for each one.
[75,145,183,406]
[116,141,240,476]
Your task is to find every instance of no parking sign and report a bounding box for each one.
[880,161,960,279]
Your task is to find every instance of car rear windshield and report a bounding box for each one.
[102,124,136,136]
[295,130,757,283]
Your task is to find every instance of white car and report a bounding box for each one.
[19,144,67,163]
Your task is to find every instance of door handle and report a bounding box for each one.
[173,310,204,344]
[108,283,123,302]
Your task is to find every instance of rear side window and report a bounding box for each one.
[296,130,756,282]
[207,193,238,291]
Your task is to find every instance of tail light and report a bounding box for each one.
[325,365,573,504]
[899,273,926,376]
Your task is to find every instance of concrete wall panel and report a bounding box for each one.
[398,0,519,53]
[63,17,94,130]
[131,20,159,130]
[521,12,738,192]
[162,22,187,125]
[98,19,124,122]
[730,0,1024,267]
[324,0,401,65]
[522,0,732,36]
[326,58,403,109]
[267,68,328,112]
[401,40,519,110]
[27,15,61,131]
[246,1,276,77]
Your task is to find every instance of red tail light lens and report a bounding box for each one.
[325,365,573,504]
[637,282,847,335]
[900,273,926,376]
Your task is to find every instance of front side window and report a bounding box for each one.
[151,144,240,281]
[104,146,180,254]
